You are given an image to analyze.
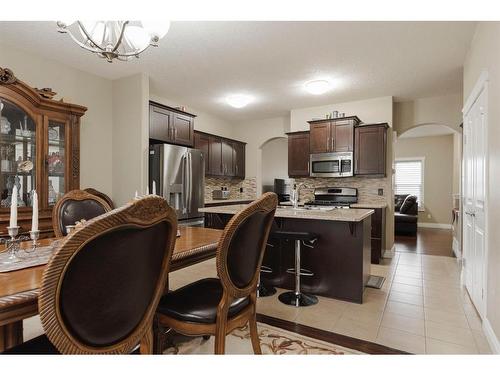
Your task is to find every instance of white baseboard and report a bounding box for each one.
[417,222,452,229]
[452,238,461,259]
[483,318,500,354]
[382,245,395,258]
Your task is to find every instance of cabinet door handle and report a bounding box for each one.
[174,128,177,139]
[331,137,334,151]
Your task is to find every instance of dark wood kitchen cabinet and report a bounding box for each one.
[195,131,246,178]
[194,132,210,174]
[221,140,234,176]
[308,116,360,154]
[354,123,388,176]
[149,101,195,147]
[287,131,310,177]
[208,136,223,176]
[232,141,245,178]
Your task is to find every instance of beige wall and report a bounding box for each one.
[395,135,454,225]
[463,22,500,350]
[261,137,288,193]
[232,115,290,190]
[290,96,393,131]
[112,74,150,206]
[0,43,114,196]
[394,94,463,135]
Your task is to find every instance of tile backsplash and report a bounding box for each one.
[293,176,390,205]
[205,177,257,201]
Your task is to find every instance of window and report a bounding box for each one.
[395,158,424,209]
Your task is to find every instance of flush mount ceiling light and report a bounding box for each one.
[305,80,331,95]
[56,20,170,63]
[226,94,253,108]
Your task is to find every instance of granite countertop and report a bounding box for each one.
[279,201,387,209]
[199,204,374,222]
[351,202,388,209]
[205,198,256,205]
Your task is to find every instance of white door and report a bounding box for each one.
[463,80,487,318]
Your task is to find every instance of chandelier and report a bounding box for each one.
[56,21,170,62]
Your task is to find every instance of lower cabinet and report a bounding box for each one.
[355,206,386,264]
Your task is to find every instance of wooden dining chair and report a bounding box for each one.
[155,192,278,354]
[3,195,177,354]
[52,189,112,237]
[84,187,115,209]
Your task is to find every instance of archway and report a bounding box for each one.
[393,122,462,252]
[259,136,288,193]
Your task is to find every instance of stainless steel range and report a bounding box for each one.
[304,187,358,208]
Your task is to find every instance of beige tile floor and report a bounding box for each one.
[23,251,493,355]
[167,251,493,355]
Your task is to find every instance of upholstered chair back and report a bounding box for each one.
[40,195,177,354]
[216,193,278,298]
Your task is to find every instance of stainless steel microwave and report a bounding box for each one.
[310,152,354,177]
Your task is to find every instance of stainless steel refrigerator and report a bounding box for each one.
[149,144,205,226]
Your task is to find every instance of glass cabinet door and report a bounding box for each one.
[47,120,66,206]
[0,98,36,209]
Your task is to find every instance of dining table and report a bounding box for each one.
[0,226,223,352]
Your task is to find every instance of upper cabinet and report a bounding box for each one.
[308,116,360,154]
[194,131,245,179]
[0,67,87,236]
[354,123,388,176]
[149,101,195,147]
[287,131,310,177]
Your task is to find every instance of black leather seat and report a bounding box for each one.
[3,335,58,354]
[270,230,317,242]
[157,278,250,324]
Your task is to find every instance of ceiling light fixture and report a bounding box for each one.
[305,80,331,95]
[226,94,252,108]
[56,20,170,63]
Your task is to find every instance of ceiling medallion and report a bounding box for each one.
[56,21,170,63]
[0,67,17,85]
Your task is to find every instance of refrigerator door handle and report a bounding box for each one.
[182,153,188,214]
[187,152,193,213]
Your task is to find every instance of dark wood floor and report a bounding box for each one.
[395,227,454,257]
[256,314,408,355]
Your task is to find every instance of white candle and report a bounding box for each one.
[146,186,149,195]
[10,185,18,228]
[152,181,156,195]
[134,190,139,199]
[31,190,38,231]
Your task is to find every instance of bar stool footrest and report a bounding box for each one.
[285,268,314,277]
[260,265,273,274]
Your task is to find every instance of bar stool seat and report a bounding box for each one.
[272,230,319,307]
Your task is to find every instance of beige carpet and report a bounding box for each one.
[164,323,363,355]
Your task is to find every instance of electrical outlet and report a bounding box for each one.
[378,188,384,196]
[239,187,243,193]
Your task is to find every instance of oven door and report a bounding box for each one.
[310,153,341,177]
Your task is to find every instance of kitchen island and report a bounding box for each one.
[200,204,374,303]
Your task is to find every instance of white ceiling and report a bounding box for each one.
[399,124,457,138]
[0,21,476,122]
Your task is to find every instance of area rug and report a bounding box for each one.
[163,322,363,355]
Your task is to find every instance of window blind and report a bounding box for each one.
[395,160,423,206]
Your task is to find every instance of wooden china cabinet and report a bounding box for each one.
[0,67,87,237]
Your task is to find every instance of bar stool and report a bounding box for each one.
[257,263,277,297]
[272,230,319,307]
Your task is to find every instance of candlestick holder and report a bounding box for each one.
[27,230,40,255]
[1,226,21,264]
